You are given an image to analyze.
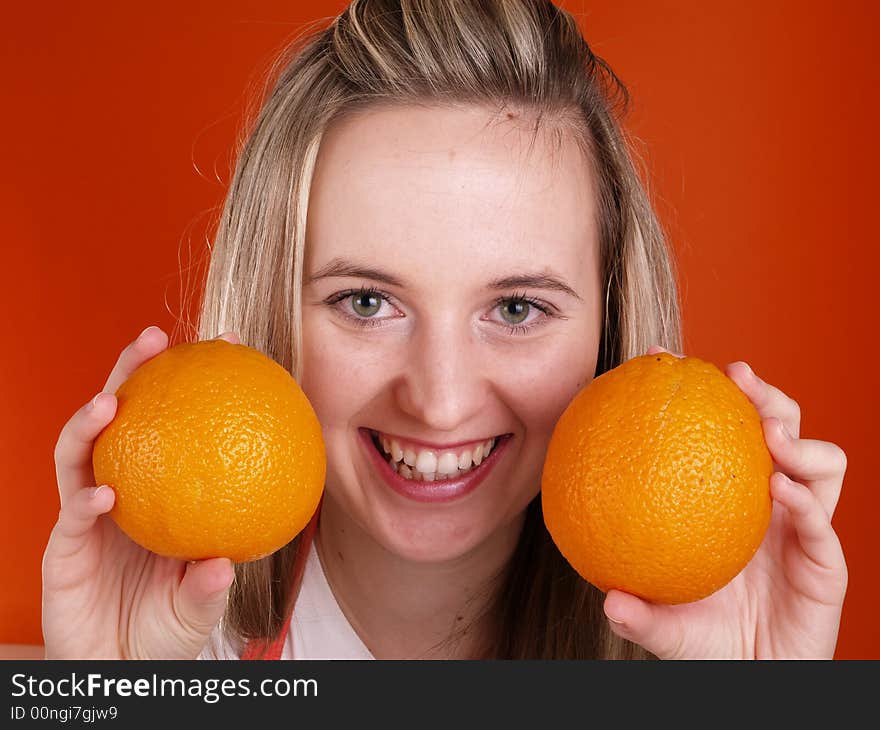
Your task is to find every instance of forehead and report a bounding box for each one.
[304,103,598,284]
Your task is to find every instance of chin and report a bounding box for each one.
[375,515,489,565]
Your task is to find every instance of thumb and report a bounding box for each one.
[603,590,685,659]
[175,558,235,634]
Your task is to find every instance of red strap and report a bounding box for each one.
[240,500,321,660]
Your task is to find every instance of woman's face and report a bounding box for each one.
[302,103,603,564]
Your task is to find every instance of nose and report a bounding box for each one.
[393,317,489,433]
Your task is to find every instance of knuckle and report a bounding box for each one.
[44,521,65,561]
[41,541,55,578]
[54,504,71,531]
[803,441,847,479]
[53,437,63,465]
[839,559,849,593]
[42,539,67,587]
[793,441,817,471]
[53,429,69,465]
[830,443,848,475]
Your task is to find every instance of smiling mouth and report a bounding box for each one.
[367,429,511,483]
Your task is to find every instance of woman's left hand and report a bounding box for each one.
[602,346,849,659]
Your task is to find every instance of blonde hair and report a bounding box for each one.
[193,0,681,659]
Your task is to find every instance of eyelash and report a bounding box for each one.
[324,286,555,336]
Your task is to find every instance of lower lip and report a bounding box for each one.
[358,429,512,504]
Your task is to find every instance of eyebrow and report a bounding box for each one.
[305,257,582,300]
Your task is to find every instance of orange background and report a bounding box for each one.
[2,1,876,658]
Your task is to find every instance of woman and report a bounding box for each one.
[42,0,847,659]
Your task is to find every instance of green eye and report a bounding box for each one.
[351,292,381,317]
[499,299,530,325]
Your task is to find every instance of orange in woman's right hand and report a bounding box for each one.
[42,326,237,660]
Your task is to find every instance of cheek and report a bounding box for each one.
[300,318,375,425]
[499,333,598,439]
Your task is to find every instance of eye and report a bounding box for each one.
[498,299,530,325]
[489,292,555,335]
[324,286,400,329]
[324,286,558,335]
[351,290,382,317]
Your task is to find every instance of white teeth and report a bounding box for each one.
[437,451,459,476]
[415,450,438,474]
[472,442,484,466]
[374,431,503,481]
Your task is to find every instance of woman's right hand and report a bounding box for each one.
[42,326,240,659]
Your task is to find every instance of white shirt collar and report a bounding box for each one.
[286,540,375,660]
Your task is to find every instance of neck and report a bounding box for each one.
[314,494,524,660]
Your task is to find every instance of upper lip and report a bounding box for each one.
[364,428,510,452]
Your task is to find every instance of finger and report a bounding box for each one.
[603,590,686,659]
[770,472,846,573]
[763,418,846,518]
[54,393,118,503]
[175,559,236,635]
[213,331,240,345]
[646,345,684,358]
[725,361,801,438]
[50,485,116,550]
[102,325,170,395]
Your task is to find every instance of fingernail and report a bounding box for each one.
[91,485,107,499]
[138,325,158,340]
[87,393,104,412]
[605,609,626,625]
